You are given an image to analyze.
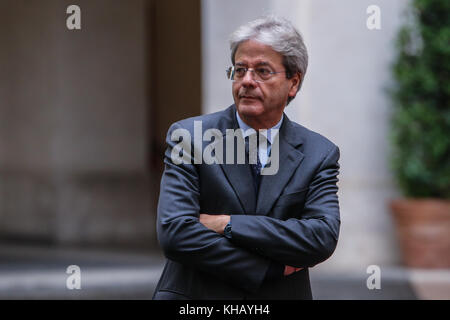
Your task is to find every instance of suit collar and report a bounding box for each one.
[235,110,284,145]
[224,104,304,148]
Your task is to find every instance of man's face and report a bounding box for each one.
[232,40,300,128]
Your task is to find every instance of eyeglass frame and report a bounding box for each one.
[226,66,287,83]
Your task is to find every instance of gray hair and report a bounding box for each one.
[229,15,308,104]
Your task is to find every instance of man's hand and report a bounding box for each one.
[199,214,230,235]
[284,265,303,276]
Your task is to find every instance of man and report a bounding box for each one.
[153,16,340,300]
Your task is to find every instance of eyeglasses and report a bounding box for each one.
[226,66,286,82]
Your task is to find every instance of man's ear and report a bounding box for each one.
[288,72,302,97]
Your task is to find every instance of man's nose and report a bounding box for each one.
[241,70,257,86]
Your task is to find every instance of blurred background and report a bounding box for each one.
[0,0,448,299]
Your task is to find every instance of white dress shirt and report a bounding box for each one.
[235,111,283,167]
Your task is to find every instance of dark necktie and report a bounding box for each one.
[251,152,262,192]
[246,133,264,194]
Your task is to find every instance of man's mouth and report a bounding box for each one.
[240,95,259,100]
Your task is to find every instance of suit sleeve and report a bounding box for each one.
[229,145,341,268]
[156,122,272,293]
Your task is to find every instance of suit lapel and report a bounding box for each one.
[219,106,257,214]
[256,116,305,215]
[221,162,257,214]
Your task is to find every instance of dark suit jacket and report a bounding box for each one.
[153,104,340,300]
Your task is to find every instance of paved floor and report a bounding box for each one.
[0,243,448,300]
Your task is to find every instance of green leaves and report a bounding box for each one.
[390,0,450,199]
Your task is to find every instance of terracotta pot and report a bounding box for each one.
[390,199,450,268]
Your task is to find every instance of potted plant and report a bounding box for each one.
[389,0,450,268]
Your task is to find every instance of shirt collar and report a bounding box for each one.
[235,111,283,144]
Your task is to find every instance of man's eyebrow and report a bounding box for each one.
[235,61,271,67]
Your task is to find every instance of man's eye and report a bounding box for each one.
[235,67,246,75]
[257,68,271,76]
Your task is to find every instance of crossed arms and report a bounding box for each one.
[199,214,302,276]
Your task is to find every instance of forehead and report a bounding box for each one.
[234,40,284,66]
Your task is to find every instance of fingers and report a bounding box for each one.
[284,265,303,276]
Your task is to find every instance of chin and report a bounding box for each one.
[237,101,265,117]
